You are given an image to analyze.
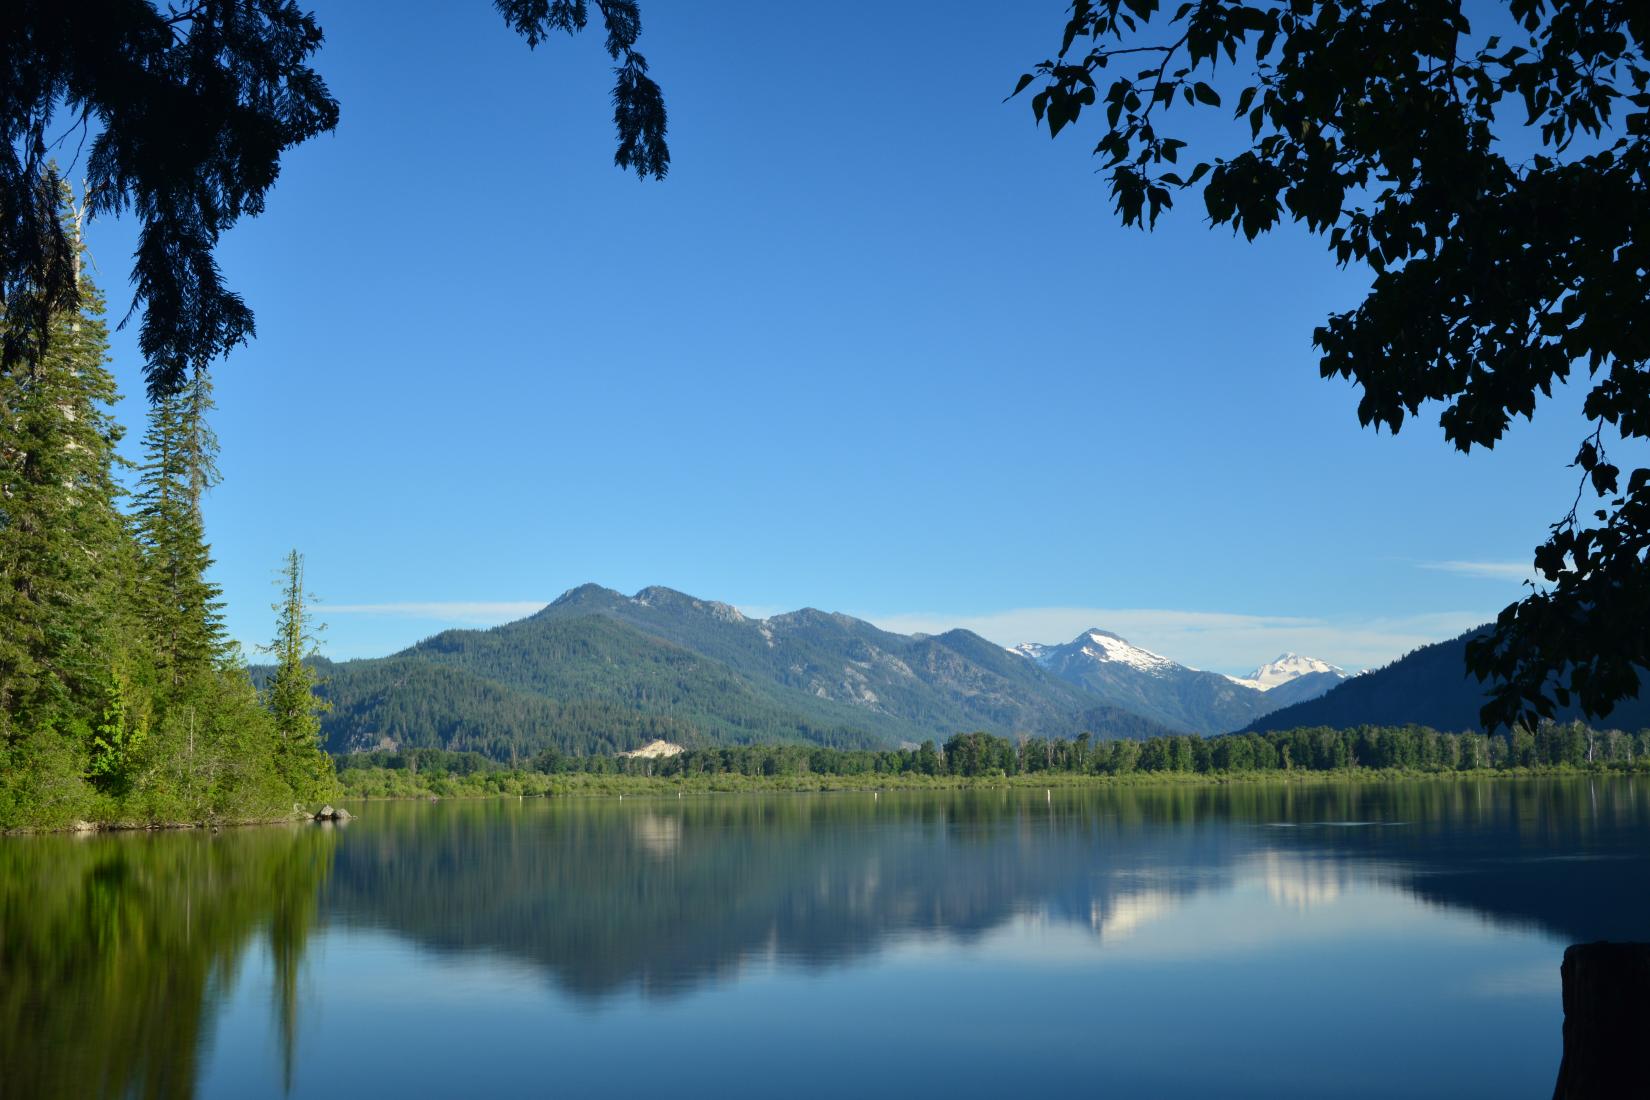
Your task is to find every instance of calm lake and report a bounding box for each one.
[5,778,1649,1098]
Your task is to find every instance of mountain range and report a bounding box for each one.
[298,584,1354,759]
[1013,631,1348,735]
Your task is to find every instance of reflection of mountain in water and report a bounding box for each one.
[1258,850,1346,910]
[323,793,1248,999]
[324,779,1650,1000]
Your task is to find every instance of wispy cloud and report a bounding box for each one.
[1419,560,1535,582]
[860,606,1491,675]
[318,601,545,624]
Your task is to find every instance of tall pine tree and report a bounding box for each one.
[262,549,334,800]
[132,373,227,685]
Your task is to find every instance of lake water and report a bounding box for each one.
[5,778,1649,1098]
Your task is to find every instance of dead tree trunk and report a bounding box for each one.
[1553,942,1650,1099]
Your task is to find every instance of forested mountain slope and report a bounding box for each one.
[1244,628,1650,734]
[299,586,1175,758]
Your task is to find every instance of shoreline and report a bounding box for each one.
[1,808,332,838]
[8,765,1641,833]
[336,763,1644,803]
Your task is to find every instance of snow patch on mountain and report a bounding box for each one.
[1012,641,1050,662]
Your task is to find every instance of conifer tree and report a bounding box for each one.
[0,188,127,749]
[132,375,227,685]
[262,550,334,799]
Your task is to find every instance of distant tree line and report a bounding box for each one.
[339,721,1650,788]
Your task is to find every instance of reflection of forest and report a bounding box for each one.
[0,825,336,1100]
[323,779,1650,1000]
[3,779,1647,1098]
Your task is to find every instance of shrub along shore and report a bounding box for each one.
[336,722,1650,801]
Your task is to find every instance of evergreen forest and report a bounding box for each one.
[0,193,334,830]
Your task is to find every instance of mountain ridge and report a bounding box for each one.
[1009,628,1346,734]
[1243,627,1650,733]
[301,584,1179,758]
[281,588,1650,760]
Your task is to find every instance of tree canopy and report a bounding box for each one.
[1014,0,1648,728]
[1,0,668,399]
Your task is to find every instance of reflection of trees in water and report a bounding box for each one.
[3,778,1647,1097]
[0,825,335,1100]
[324,778,1650,1001]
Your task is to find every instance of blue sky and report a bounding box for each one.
[79,1,1593,672]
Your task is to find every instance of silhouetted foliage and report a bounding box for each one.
[1,1,338,397]
[1015,1,1649,729]
[494,1,670,180]
[1,0,667,398]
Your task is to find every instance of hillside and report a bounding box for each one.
[301,653,733,759]
[1244,627,1650,733]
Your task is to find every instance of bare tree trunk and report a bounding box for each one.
[1553,943,1650,1099]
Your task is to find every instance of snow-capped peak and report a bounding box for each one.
[1012,633,1341,689]
[1014,629,1179,676]
[1078,630,1178,674]
[1237,653,1345,691]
